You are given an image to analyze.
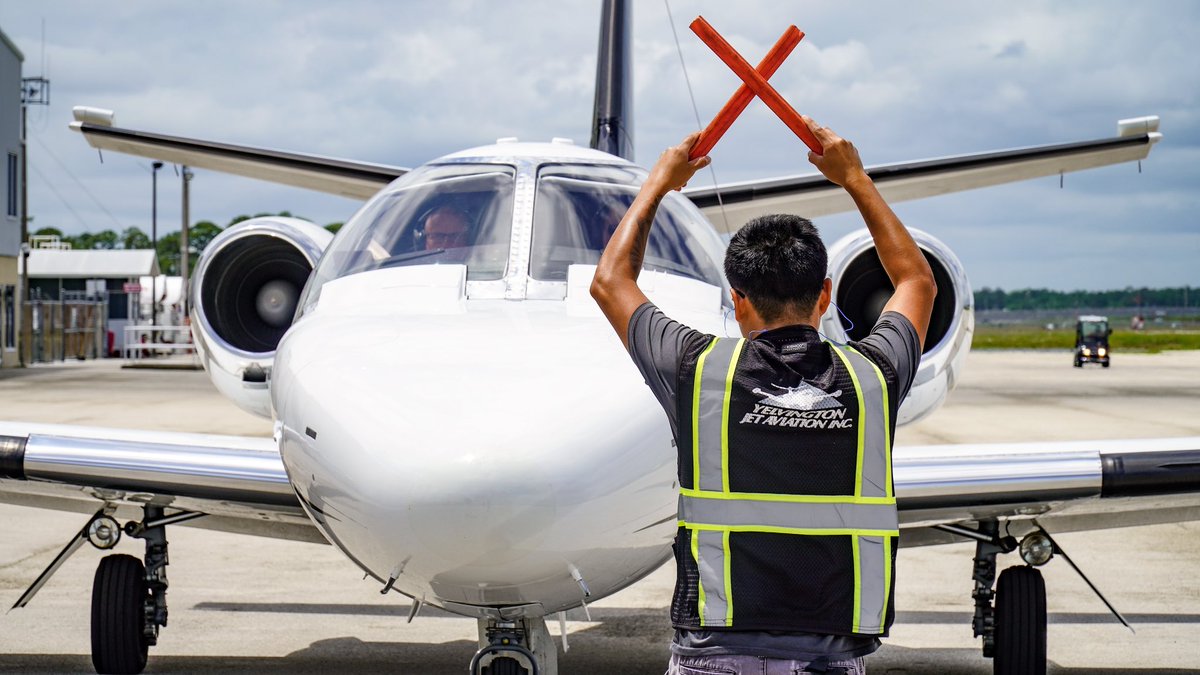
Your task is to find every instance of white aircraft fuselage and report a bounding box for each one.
[270,141,730,617]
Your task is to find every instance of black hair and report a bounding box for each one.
[724,214,827,323]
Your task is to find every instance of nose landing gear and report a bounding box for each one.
[469,617,557,675]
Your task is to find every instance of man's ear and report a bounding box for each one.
[732,289,748,324]
[816,278,833,317]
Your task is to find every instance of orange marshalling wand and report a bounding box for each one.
[689,24,804,160]
[689,16,823,156]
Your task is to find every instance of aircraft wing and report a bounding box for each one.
[0,421,322,544]
[69,107,406,200]
[686,117,1163,234]
[895,436,1200,547]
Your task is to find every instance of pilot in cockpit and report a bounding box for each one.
[422,205,472,251]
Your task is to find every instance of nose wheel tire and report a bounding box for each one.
[484,656,526,675]
[91,554,150,675]
[993,565,1047,675]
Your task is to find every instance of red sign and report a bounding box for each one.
[123,282,142,293]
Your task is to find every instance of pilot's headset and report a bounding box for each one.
[409,204,438,251]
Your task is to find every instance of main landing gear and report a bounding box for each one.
[935,520,1132,675]
[11,505,203,675]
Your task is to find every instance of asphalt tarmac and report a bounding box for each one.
[1,350,1198,674]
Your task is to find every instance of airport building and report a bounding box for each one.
[19,245,158,360]
[0,29,21,368]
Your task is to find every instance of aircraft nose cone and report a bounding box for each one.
[275,305,671,599]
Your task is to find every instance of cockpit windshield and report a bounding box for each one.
[531,165,724,287]
[302,164,515,305]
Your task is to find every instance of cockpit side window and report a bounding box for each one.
[531,165,724,287]
[300,164,515,309]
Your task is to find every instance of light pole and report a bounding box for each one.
[181,166,192,319]
[150,161,163,328]
[20,76,50,366]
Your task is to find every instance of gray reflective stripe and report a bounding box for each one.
[680,494,898,533]
[834,345,890,498]
[857,535,889,633]
[694,338,743,492]
[695,529,729,625]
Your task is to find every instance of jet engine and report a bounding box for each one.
[820,228,973,425]
[190,217,333,418]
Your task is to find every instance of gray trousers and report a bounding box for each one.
[667,653,866,675]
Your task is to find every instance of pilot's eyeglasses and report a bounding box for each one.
[427,230,468,246]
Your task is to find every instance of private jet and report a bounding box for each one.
[2,2,1197,674]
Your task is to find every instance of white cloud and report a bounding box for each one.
[0,0,1195,290]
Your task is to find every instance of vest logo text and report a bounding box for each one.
[740,383,853,429]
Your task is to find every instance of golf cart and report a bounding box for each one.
[1074,315,1111,368]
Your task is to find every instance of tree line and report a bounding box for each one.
[34,214,344,276]
[975,286,1195,311]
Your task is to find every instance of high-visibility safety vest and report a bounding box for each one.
[671,335,899,636]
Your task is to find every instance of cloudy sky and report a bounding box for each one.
[0,1,1196,291]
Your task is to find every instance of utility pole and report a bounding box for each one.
[150,161,163,328]
[181,166,192,319]
[19,76,50,367]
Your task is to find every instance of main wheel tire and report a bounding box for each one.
[993,565,1047,675]
[91,554,150,675]
[484,656,525,675]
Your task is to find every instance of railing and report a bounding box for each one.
[122,325,196,363]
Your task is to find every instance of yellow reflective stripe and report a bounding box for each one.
[680,487,895,506]
[851,535,862,633]
[692,339,718,491]
[871,358,893,498]
[829,344,867,498]
[690,526,706,626]
[722,529,734,625]
[881,534,892,629]
[679,522,898,537]
[719,339,745,494]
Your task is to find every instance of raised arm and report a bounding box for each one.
[802,117,937,348]
[591,132,711,349]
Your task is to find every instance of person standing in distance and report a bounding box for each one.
[591,119,936,675]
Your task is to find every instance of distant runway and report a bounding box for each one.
[1,351,1198,673]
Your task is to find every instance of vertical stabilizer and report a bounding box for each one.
[590,0,633,160]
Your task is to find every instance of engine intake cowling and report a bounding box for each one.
[191,217,333,418]
[820,228,973,425]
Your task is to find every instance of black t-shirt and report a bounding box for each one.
[626,303,921,660]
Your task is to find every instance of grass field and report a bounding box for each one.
[972,326,1200,352]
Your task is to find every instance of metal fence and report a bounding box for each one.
[20,296,108,364]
